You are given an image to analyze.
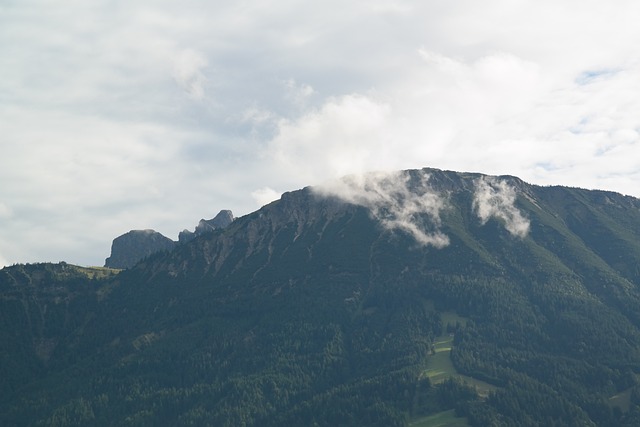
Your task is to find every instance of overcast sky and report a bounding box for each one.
[2,0,640,267]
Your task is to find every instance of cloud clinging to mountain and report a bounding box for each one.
[315,171,450,247]
[473,177,530,238]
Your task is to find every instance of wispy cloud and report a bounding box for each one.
[575,68,620,86]
[251,187,281,208]
[173,48,208,100]
[283,79,316,108]
[473,177,530,238]
[315,171,449,247]
[0,203,12,220]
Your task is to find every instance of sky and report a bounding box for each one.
[2,0,640,267]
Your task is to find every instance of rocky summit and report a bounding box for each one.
[105,210,234,269]
[178,209,235,243]
[104,229,176,269]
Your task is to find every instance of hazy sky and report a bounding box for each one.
[2,0,640,267]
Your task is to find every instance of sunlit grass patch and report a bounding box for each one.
[409,409,468,427]
[423,311,497,398]
[609,388,632,412]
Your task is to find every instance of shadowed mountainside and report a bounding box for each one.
[3,168,640,426]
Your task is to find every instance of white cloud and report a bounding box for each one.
[251,187,281,208]
[371,1,412,15]
[241,107,275,125]
[0,203,12,219]
[173,48,208,100]
[283,79,315,108]
[269,94,393,183]
[263,50,545,187]
[2,0,640,266]
[264,48,640,199]
[473,177,530,238]
[315,171,449,247]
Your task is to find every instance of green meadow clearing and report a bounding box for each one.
[609,388,632,412]
[423,311,496,397]
[411,311,497,426]
[409,409,468,427]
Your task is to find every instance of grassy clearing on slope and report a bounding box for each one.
[609,388,632,412]
[423,311,497,398]
[409,409,468,427]
[77,265,122,279]
[425,335,456,383]
[44,263,121,281]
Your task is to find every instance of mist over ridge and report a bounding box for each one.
[312,167,531,248]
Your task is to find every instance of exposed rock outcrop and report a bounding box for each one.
[105,229,176,269]
[178,210,235,243]
[105,210,235,268]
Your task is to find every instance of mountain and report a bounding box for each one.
[105,210,234,269]
[104,229,176,269]
[4,167,640,426]
[178,209,235,243]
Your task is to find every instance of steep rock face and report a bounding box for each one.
[104,210,234,268]
[206,209,235,229]
[178,209,234,243]
[104,229,176,269]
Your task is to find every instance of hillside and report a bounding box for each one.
[3,168,640,426]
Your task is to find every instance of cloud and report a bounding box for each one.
[0,253,8,269]
[0,203,12,219]
[264,47,640,198]
[268,94,393,183]
[2,0,640,267]
[173,48,208,100]
[262,49,547,189]
[371,1,412,15]
[251,187,282,208]
[473,177,530,238]
[315,170,449,247]
[283,79,315,108]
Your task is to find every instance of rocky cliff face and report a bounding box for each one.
[178,209,235,243]
[105,210,235,268]
[104,229,176,269]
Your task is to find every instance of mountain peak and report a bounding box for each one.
[104,229,175,269]
[178,209,235,243]
[105,210,235,269]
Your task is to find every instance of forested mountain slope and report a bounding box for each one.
[3,168,640,426]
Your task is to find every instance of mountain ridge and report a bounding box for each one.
[104,209,235,269]
[3,167,640,426]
